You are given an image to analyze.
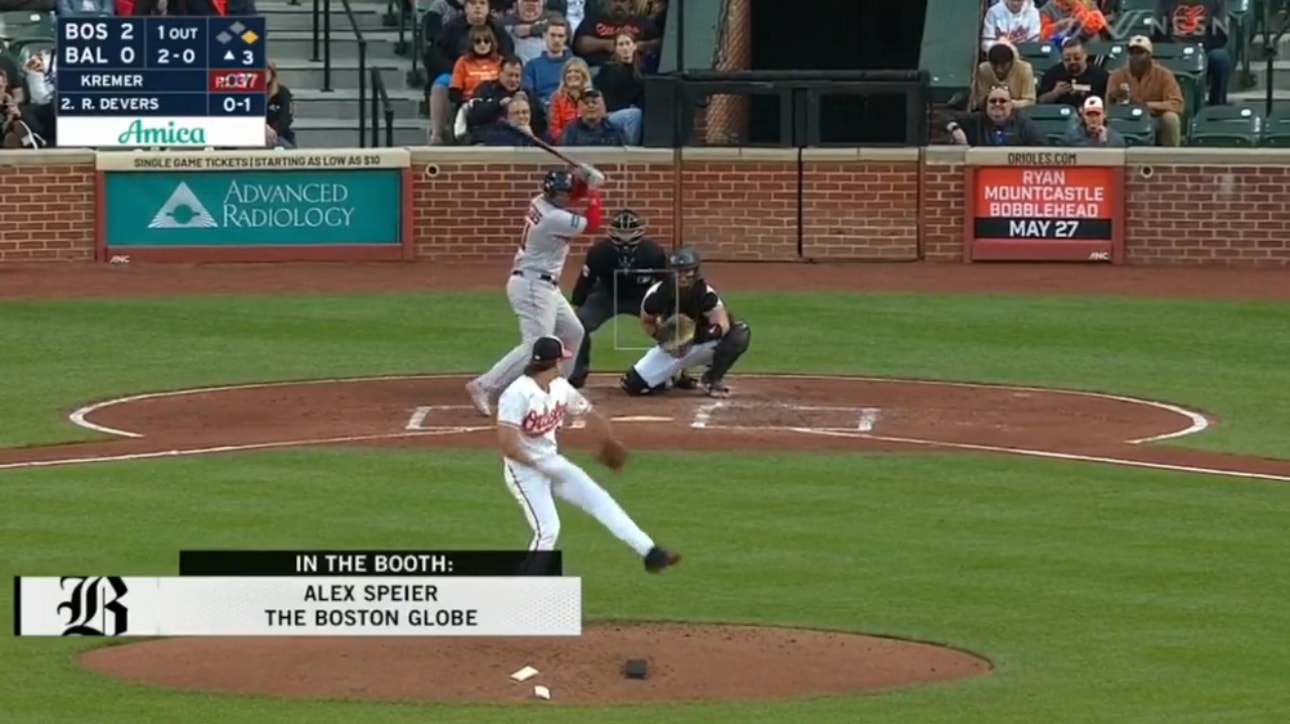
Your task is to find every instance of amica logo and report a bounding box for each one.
[117,119,208,146]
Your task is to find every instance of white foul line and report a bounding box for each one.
[0,428,490,472]
[857,407,880,432]
[690,401,725,429]
[791,428,1290,484]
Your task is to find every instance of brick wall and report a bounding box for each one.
[0,151,96,262]
[4,147,1290,266]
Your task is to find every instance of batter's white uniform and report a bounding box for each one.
[472,197,589,395]
[497,374,657,556]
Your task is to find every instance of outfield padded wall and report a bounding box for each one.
[2,147,1289,266]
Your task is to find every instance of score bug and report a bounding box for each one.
[62,21,137,65]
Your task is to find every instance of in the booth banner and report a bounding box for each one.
[14,576,581,637]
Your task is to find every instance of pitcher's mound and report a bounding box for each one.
[80,621,991,704]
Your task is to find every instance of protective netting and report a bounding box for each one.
[704,0,751,145]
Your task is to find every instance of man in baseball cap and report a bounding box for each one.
[1106,35,1184,146]
[1061,96,1126,146]
[526,336,572,372]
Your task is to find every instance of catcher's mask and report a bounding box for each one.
[608,209,645,246]
[541,169,577,203]
[669,245,701,288]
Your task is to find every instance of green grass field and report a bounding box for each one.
[4,289,1290,722]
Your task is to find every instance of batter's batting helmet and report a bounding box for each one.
[608,210,645,245]
[542,169,577,197]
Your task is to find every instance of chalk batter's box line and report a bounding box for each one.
[612,269,678,353]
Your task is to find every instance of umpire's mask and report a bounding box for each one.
[608,210,645,245]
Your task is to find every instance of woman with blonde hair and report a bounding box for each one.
[547,56,592,142]
[265,60,295,148]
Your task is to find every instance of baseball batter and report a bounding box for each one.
[619,246,753,397]
[566,209,669,389]
[467,167,606,416]
[496,335,682,573]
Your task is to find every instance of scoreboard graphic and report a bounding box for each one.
[56,17,268,148]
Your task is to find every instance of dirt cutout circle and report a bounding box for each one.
[79,622,992,704]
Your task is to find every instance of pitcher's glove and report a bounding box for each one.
[655,314,697,356]
[596,436,628,471]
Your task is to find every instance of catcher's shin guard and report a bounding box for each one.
[705,320,751,384]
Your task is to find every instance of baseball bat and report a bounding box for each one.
[502,121,600,177]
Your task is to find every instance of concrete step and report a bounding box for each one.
[291,117,427,148]
[292,87,422,117]
[274,59,414,93]
[1247,59,1290,91]
[263,5,401,33]
[270,29,410,61]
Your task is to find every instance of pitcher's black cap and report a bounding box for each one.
[531,336,572,363]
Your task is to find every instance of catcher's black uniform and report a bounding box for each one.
[620,245,752,397]
[567,211,668,387]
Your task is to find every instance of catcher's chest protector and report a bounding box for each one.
[662,278,715,323]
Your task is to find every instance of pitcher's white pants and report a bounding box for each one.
[503,454,655,556]
[631,341,720,388]
[474,273,585,393]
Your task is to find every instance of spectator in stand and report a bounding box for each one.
[473,91,544,145]
[1036,36,1109,108]
[561,88,625,145]
[502,0,558,63]
[450,25,504,109]
[1106,35,1183,146]
[57,0,115,14]
[522,15,574,110]
[947,84,1047,146]
[0,70,26,148]
[468,55,550,135]
[573,0,661,71]
[981,0,1041,54]
[16,49,53,147]
[133,0,256,13]
[1039,0,1108,44]
[427,0,513,144]
[970,41,1035,111]
[546,56,592,141]
[1060,95,1125,145]
[594,33,644,144]
[1156,0,1231,106]
[265,60,294,148]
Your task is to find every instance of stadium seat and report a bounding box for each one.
[1260,107,1290,146]
[1188,104,1262,146]
[1106,103,1156,146]
[0,11,53,40]
[1020,103,1079,143]
[1082,41,1124,68]
[1015,42,1062,72]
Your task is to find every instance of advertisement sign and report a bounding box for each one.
[964,152,1125,263]
[105,169,400,246]
[97,149,413,262]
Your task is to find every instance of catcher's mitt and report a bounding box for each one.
[656,313,697,355]
[596,436,628,471]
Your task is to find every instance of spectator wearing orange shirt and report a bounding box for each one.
[547,56,592,143]
[450,25,504,106]
[1039,0,1108,43]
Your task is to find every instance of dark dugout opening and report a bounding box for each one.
[748,0,930,144]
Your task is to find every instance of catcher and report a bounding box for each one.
[618,245,752,398]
